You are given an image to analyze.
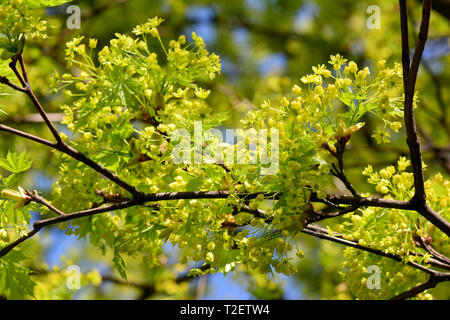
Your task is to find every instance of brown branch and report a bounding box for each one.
[302,224,437,275]
[381,0,450,238]
[26,88,63,144]
[27,190,65,216]
[33,201,137,230]
[0,191,394,259]
[417,204,450,237]
[0,186,447,260]
[0,121,143,198]
[8,59,27,88]
[323,141,358,197]
[305,204,360,224]
[1,189,448,296]
[0,75,28,93]
[13,54,62,145]
[61,144,144,199]
[0,189,278,259]
[0,229,39,259]
[316,192,450,236]
[0,123,57,148]
[18,54,29,85]
[391,272,450,300]
[399,0,429,204]
[418,0,450,20]
[407,3,450,171]
[0,201,136,259]
[237,204,268,220]
[311,193,412,210]
[416,235,450,266]
[1,55,144,199]
[330,163,358,197]
[139,190,279,202]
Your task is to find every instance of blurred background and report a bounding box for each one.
[0,0,449,299]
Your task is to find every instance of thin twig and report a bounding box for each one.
[0,75,28,93]
[0,124,57,148]
[27,190,65,216]
[301,224,437,275]
[416,236,450,266]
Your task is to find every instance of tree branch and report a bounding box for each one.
[0,123,57,148]
[399,0,430,204]
[301,224,438,275]
[0,201,136,259]
[304,204,360,224]
[0,120,143,198]
[391,272,450,300]
[27,190,65,216]
[416,235,450,266]
[12,54,62,145]
[1,55,144,199]
[1,189,448,303]
[0,75,28,93]
[311,193,412,210]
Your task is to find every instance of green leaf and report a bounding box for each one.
[216,249,240,273]
[3,249,28,263]
[96,151,121,171]
[0,252,35,299]
[25,0,73,8]
[0,151,32,174]
[113,249,128,281]
[185,176,204,191]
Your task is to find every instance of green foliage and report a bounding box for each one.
[339,160,449,299]
[0,250,36,299]
[0,151,32,174]
[0,0,448,300]
[0,0,48,60]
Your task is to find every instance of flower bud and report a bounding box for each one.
[2,189,26,201]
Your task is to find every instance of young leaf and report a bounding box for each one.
[0,253,36,299]
[0,151,32,174]
[113,249,128,281]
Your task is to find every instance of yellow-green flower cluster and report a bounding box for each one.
[338,158,449,299]
[0,0,48,60]
[362,157,413,198]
